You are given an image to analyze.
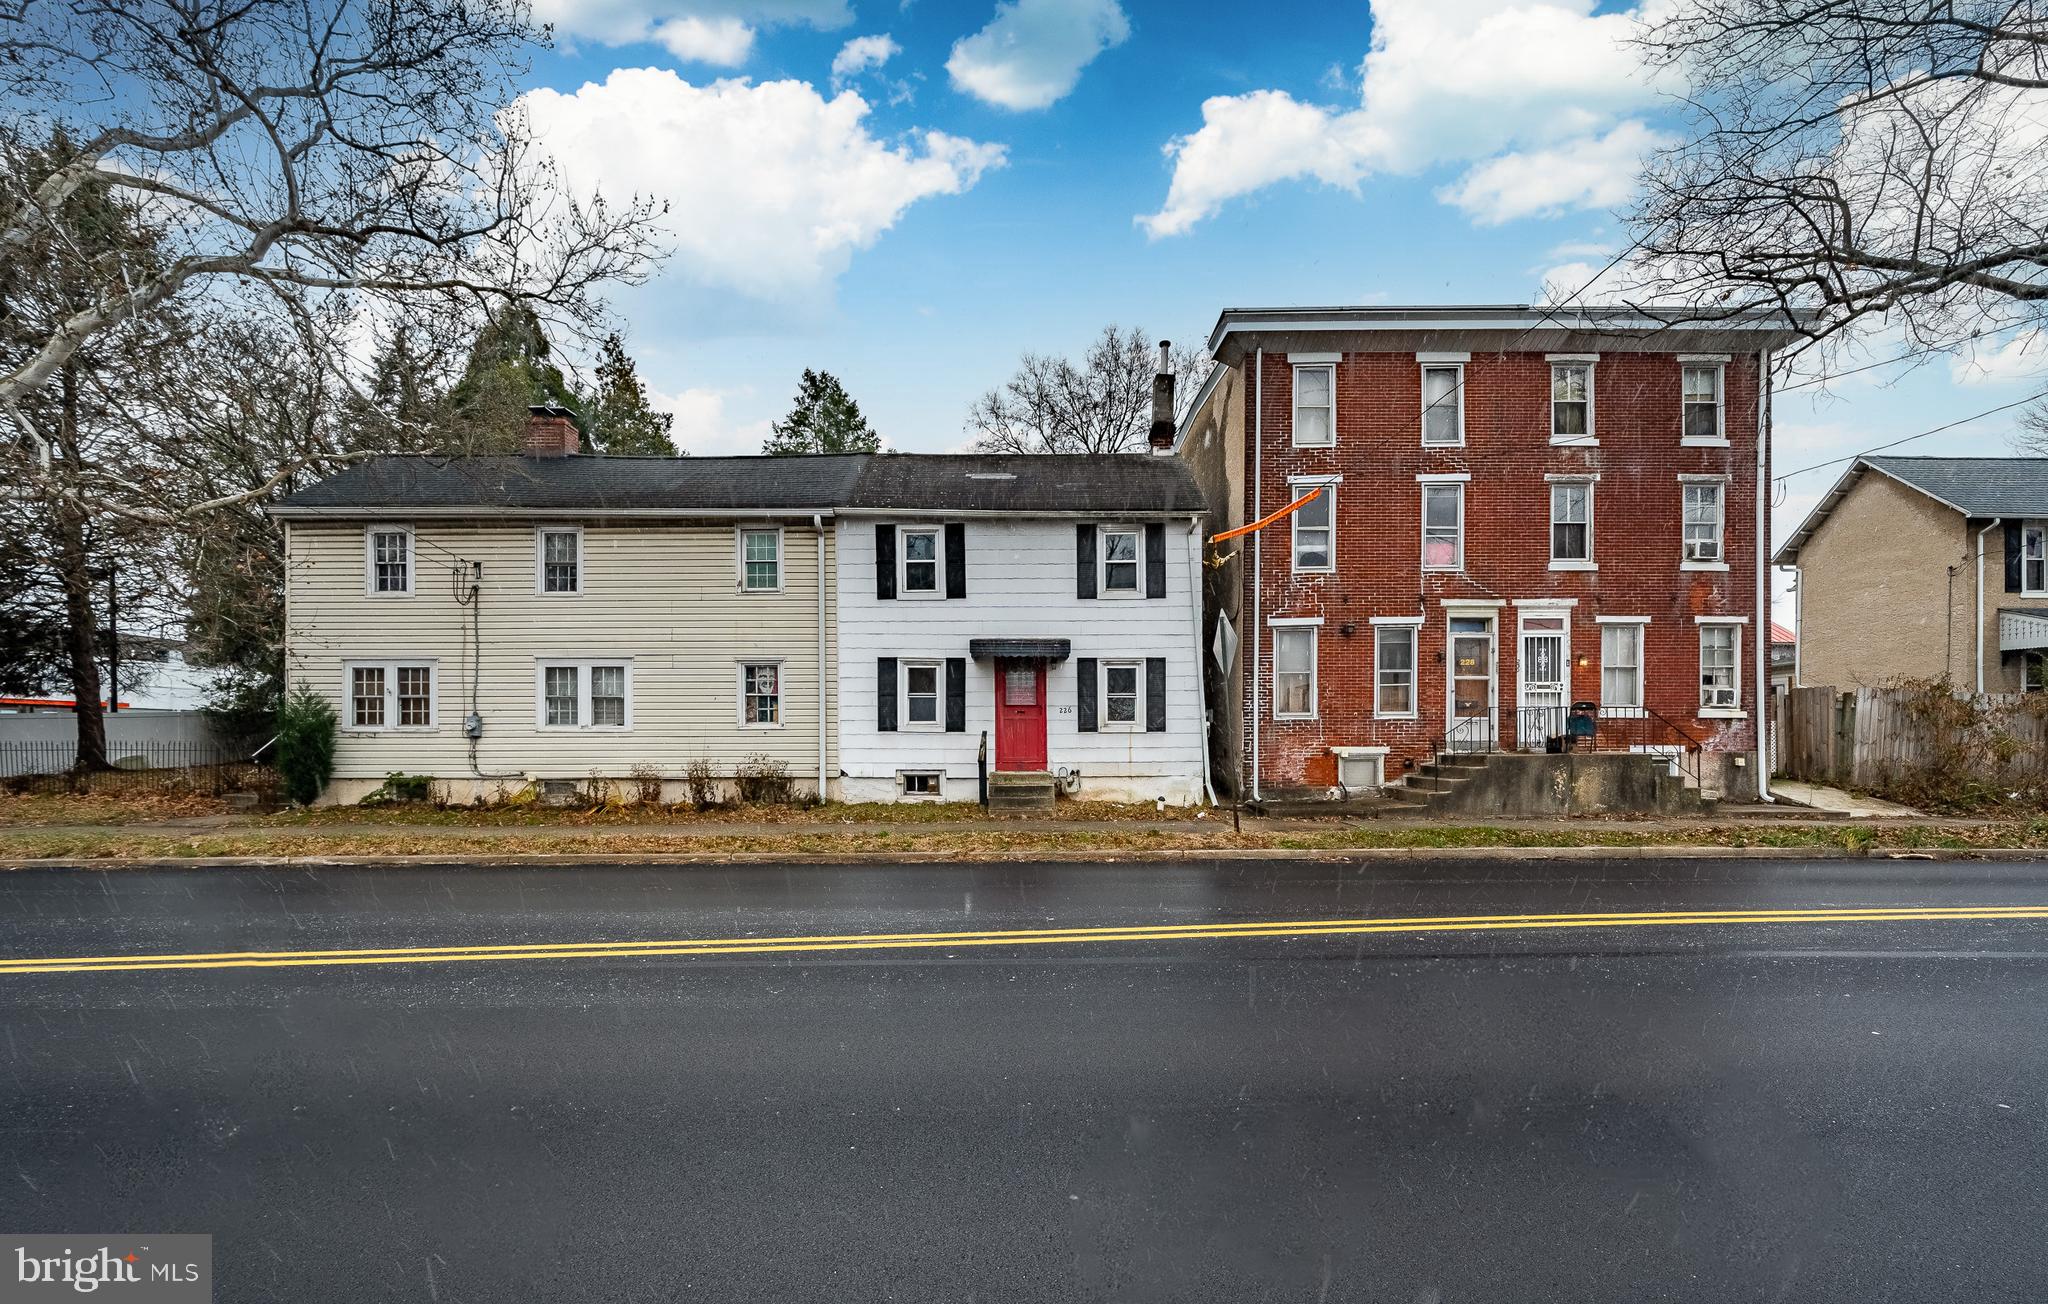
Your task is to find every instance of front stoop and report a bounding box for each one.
[987,770,1057,813]
[1387,751,1710,817]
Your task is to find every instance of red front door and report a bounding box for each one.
[994,658,1048,771]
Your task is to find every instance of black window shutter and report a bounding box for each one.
[877,657,898,731]
[2007,521,2025,593]
[1145,523,1167,599]
[945,523,966,599]
[944,657,966,732]
[875,524,896,600]
[1076,524,1097,599]
[1076,657,1098,732]
[1145,658,1167,732]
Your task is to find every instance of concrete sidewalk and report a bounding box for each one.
[1772,780,1924,818]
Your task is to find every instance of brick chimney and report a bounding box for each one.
[1147,340,1176,453]
[524,404,580,458]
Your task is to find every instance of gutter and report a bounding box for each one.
[816,514,829,804]
[1977,517,2002,695]
[1250,347,1263,804]
[1186,515,1218,806]
[1756,348,1775,803]
[268,506,839,521]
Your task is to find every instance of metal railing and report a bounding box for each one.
[1433,704,1706,789]
[0,740,276,797]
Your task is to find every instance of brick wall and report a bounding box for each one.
[1237,346,1766,796]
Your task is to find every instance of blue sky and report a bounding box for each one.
[514,0,2048,615]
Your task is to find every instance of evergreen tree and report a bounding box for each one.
[581,333,678,456]
[447,303,581,452]
[764,369,881,455]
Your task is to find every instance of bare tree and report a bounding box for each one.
[967,325,1207,454]
[1626,0,2048,360]
[0,0,663,514]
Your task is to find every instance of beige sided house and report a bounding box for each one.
[1775,456,2048,695]
[272,407,848,803]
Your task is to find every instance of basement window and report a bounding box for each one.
[900,771,942,798]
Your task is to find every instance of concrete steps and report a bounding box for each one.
[987,770,1056,813]
[1387,750,1708,817]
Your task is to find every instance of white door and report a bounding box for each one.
[1518,615,1568,749]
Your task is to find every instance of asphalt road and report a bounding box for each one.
[4,856,2048,1302]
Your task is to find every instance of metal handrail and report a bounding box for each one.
[1429,703,1708,789]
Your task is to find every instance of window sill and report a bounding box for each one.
[1292,439,1337,450]
[538,590,584,597]
[365,591,415,599]
[1548,560,1598,572]
[1698,708,1748,720]
[739,723,785,731]
[345,727,439,736]
[896,591,947,601]
[1291,567,1336,577]
[1096,588,1146,600]
[739,586,785,596]
[1681,437,1731,448]
[537,725,636,733]
[1272,713,1318,723]
[1420,440,1465,451]
[1421,564,1463,574]
[1372,713,1418,722]
[1549,437,1598,448]
[1680,561,1731,572]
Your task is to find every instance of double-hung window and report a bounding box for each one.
[1291,479,1335,573]
[1292,363,1335,447]
[367,527,412,595]
[1699,625,1741,712]
[1100,527,1140,594]
[2024,523,2048,594]
[538,527,581,594]
[740,661,780,726]
[901,660,942,729]
[1421,364,1463,446]
[1682,362,1725,442]
[1682,478,1726,564]
[900,527,941,596]
[1551,362,1594,443]
[1600,622,1644,712]
[740,528,781,592]
[1550,480,1593,565]
[1102,661,1142,729]
[346,661,435,730]
[536,660,632,729]
[1421,481,1464,571]
[1272,624,1318,719]
[1375,624,1417,718]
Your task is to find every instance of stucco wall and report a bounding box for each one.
[1797,473,1966,689]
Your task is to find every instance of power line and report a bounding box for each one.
[1772,387,2048,484]
[1777,319,2039,393]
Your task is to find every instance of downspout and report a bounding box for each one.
[1250,348,1264,804]
[1187,515,1218,806]
[1755,348,1775,802]
[815,514,829,804]
[1977,518,2002,696]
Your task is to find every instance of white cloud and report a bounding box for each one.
[947,0,1130,111]
[1950,328,2048,387]
[518,68,1006,306]
[832,33,900,86]
[1140,0,1672,236]
[1439,121,1673,225]
[651,384,774,455]
[654,15,755,64]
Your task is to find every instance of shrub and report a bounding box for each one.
[359,771,433,806]
[685,758,718,810]
[629,762,664,805]
[733,753,793,805]
[275,682,337,806]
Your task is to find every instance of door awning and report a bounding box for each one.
[967,638,1072,662]
[2001,608,2048,653]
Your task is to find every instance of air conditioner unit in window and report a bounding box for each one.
[1685,540,1721,563]
[1705,686,1737,709]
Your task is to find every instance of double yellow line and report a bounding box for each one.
[1,905,2045,975]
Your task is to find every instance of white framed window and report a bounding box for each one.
[900,659,943,730]
[1292,363,1335,447]
[1681,362,1725,443]
[1101,660,1143,731]
[1600,622,1644,711]
[1421,364,1463,446]
[535,660,633,730]
[2024,523,2048,595]
[739,527,782,593]
[537,526,582,594]
[1099,526,1141,595]
[1271,622,1319,719]
[1551,362,1595,444]
[2025,652,2047,694]
[343,660,436,731]
[1682,478,1726,565]
[1422,482,1464,571]
[1291,478,1336,573]
[1375,624,1417,719]
[900,771,943,798]
[1550,480,1593,566]
[365,526,413,596]
[739,660,781,727]
[1699,624,1741,713]
[898,526,942,598]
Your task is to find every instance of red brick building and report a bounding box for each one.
[1173,305,1808,803]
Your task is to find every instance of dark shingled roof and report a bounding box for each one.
[272,452,1205,517]
[1864,456,2048,517]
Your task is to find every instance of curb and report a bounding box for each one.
[5,845,2047,870]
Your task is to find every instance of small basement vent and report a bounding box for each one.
[1330,746,1388,793]
[900,771,942,798]
[539,778,580,805]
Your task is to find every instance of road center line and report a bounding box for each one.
[2,905,2046,974]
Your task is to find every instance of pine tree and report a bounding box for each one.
[582,333,678,456]
[764,369,881,455]
[447,303,581,452]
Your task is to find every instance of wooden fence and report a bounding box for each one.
[1775,685,2048,794]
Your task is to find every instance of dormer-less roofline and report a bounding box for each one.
[1205,304,1819,355]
